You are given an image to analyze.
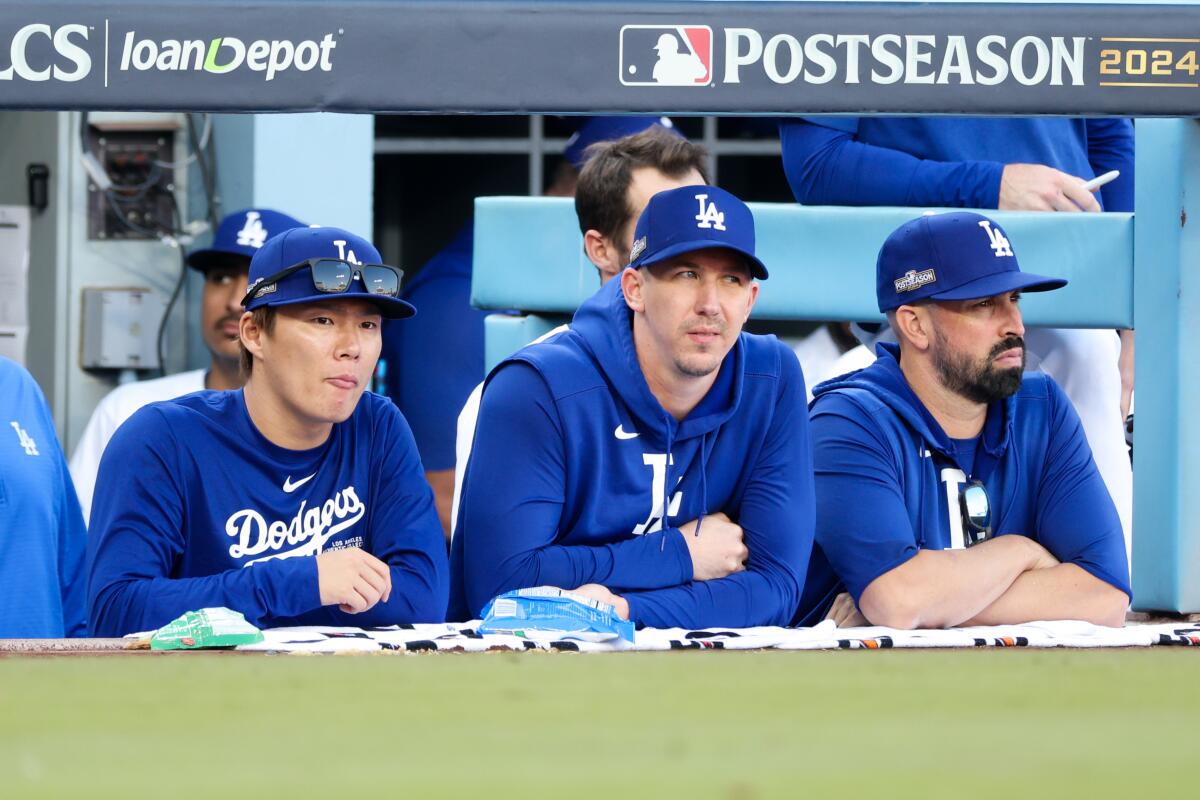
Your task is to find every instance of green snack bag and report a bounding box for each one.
[149,607,264,650]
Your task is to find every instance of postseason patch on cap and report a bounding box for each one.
[894,268,937,293]
[629,235,647,263]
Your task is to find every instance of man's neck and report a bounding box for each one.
[899,353,987,440]
[205,357,244,392]
[242,378,333,451]
[633,329,718,422]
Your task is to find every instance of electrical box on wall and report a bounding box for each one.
[80,288,166,370]
[83,120,178,240]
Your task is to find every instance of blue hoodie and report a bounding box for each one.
[87,390,448,636]
[450,279,814,627]
[795,343,1130,626]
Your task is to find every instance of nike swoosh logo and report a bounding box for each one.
[614,425,639,440]
[283,473,317,493]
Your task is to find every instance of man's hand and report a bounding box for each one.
[572,584,629,620]
[316,548,392,614]
[825,592,869,628]
[678,512,748,581]
[999,164,1102,212]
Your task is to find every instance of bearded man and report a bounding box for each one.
[795,212,1129,630]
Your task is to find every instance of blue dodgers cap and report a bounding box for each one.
[186,208,305,271]
[244,226,416,319]
[627,185,768,280]
[876,211,1067,313]
[562,116,680,169]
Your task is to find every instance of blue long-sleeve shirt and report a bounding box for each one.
[87,389,448,636]
[779,116,1134,212]
[450,278,814,628]
[0,358,87,637]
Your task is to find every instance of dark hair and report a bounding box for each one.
[574,128,710,241]
[238,306,277,375]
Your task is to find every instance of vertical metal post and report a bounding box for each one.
[703,116,718,184]
[1131,119,1200,611]
[529,114,544,196]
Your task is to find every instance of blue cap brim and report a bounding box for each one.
[187,248,252,272]
[248,292,417,320]
[636,239,768,280]
[928,271,1066,302]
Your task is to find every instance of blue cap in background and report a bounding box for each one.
[186,208,305,271]
[563,116,680,169]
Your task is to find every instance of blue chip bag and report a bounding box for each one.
[478,587,636,643]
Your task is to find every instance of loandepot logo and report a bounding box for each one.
[120,30,339,81]
[620,25,1089,88]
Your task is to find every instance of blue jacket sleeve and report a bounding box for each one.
[457,362,694,618]
[1033,379,1131,597]
[302,405,449,626]
[808,393,920,603]
[779,118,1005,208]
[622,350,814,629]
[87,409,323,637]
[1085,118,1134,213]
[35,386,88,637]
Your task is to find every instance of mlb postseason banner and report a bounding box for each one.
[2,1,1200,115]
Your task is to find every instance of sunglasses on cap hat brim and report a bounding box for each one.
[243,258,414,318]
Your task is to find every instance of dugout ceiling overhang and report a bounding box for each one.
[1,1,1199,116]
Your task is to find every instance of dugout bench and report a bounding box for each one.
[471,118,1200,615]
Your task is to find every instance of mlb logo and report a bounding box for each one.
[619,25,713,87]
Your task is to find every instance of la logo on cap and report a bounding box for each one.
[979,220,1013,257]
[333,239,361,265]
[237,212,268,248]
[694,193,726,231]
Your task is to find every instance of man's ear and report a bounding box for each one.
[893,305,931,351]
[584,229,622,283]
[620,267,646,313]
[742,281,759,324]
[240,311,266,360]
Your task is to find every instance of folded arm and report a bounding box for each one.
[620,351,815,629]
[963,562,1128,627]
[858,535,1055,629]
[457,363,694,618]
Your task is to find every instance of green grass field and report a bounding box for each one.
[1,649,1197,798]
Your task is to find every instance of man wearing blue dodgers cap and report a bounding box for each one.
[70,208,304,524]
[450,186,814,627]
[795,211,1130,630]
[87,226,448,636]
